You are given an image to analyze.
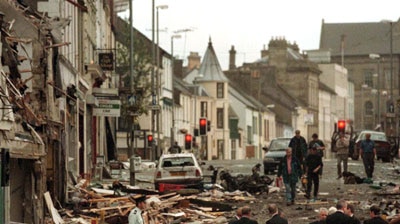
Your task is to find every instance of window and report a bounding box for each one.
[217,83,224,98]
[200,101,207,117]
[252,116,258,134]
[365,101,373,116]
[247,125,252,144]
[264,119,270,141]
[217,108,224,128]
[363,69,374,88]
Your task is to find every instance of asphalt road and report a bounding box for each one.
[131,157,400,223]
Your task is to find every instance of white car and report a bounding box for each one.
[154,153,203,192]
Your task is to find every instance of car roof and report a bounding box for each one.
[272,137,291,140]
[359,130,386,135]
[160,153,196,158]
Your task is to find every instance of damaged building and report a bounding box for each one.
[0,0,121,222]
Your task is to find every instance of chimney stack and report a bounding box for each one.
[229,45,236,70]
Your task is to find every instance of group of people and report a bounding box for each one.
[311,199,390,224]
[228,204,289,224]
[277,129,377,205]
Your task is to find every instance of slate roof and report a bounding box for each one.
[197,38,229,82]
[320,21,400,56]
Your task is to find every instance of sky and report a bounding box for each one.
[120,0,400,70]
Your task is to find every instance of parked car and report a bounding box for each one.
[154,153,203,192]
[263,137,291,174]
[351,130,393,162]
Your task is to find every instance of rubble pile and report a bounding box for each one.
[45,178,259,224]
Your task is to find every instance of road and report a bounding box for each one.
[133,157,400,223]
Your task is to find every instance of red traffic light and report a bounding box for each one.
[147,135,153,142]
[185,134,192,149]
[338,120,346,133]
[185,134,192,142]
[199,118,207,136]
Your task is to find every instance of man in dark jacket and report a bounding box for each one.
[277,147,302,206]
[345,203,361,224]
[266,203,288,224]
[289,130,308,173]
[364,205,388,224]
[308,133,325,176]
[326,199,355,224]
[231,206,258,224]
[360,133,376,179]
[304,147,323,201]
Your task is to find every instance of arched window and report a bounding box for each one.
[365,101,373,116]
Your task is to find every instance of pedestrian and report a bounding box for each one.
[309,207,328,224]
[335,133,349,179]
[308,133,325,177]
[364,204,388,224]
[229,207,243,224]
[231,206,258,224]
[359,133,376,179]
[128,194,147,224]
[326,199,355,224]
[345,203,361,224]
[266,203,288,224]
[168,141,182,153]
[277,147,302,206]
[289,130,308,174]
[304,146,323,201]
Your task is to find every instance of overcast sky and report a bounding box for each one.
[121,0,400,70]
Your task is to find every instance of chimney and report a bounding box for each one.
[187,52,201,70]
[174,59,183,79]
[261,44,268,58]
[229,45,236,70]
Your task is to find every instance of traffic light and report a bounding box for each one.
[199,118,207,136]
[338,120,346,133]
[185,134,192,150]
[147,134,154,146]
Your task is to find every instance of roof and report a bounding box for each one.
[320,21,400,56]
[197,38,229,82]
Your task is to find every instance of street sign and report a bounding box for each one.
[93,99,121,117]
[147,105,161,110]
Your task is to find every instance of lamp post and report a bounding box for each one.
[361,84,368,129]
[370,53,381,129]
[170,34,181,148]
[155,4,167,159]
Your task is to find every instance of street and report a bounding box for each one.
[134,156,400,223]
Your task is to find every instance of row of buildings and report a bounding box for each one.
[0,0,398,222]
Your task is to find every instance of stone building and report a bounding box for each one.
[320,20,400,135]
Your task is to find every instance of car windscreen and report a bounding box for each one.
[162,157,195,167]
[269,139,290,151]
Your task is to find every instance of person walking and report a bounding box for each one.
[345,203,361,224]
[289,130,308,173]
[359,133,376,179]
[277,147,302,206]
[266,203,288,224]
[304,146,323,201]
[231,206,258,224]
[326,199,355,224]
[335,133,349,179]
[364,204,388,224]
[308,133,325,177]
[128,195,147,224]
[309,207,328,224]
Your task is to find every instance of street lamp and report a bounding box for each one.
[381,20,395,99]
[155,4,168,158]
[170,34,181,147]
[369,53,381,129]
[361,84,368,129]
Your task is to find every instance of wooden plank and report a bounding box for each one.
[44,191,64,224]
